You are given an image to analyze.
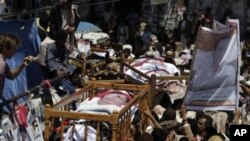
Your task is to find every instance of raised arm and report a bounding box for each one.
[143,108,162,129]
[6,56,33,79]
[179,105,195,140]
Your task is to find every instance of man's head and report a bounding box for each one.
[150,35,158,45]
[55,30,68,47]
[123,48,131,58]
[138,133,154,141]
[160,107,176,122]
[151,128,169,141]
[165,50,175,64]
[197,114,213,133]
[166,50,174,59]
[0,33,21,59]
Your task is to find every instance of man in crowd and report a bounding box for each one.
[46,30,75,95]
[49,0,80,52]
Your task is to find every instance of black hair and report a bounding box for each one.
[187,118,199,136]
[172,99,184,110]
[137,133,154,141]
[123,48,131,54]
[200,114,213,129]
[204,126,218,140]
[38,12,50,29]
[151,128,168,141]
[160,107,176,122]
[179,52,187,57]
[158,90,172,109]
[114,44,123,52]
[0,33,21,52]
[0,35,5,52]
[179,136,189,141]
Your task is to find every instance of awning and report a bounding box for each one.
[76,21,102,34]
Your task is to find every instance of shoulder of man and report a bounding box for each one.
[41,37,55,45]
[46,41,56,49]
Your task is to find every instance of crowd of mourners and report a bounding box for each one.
[3,0,250,141]
[30,1,250,140]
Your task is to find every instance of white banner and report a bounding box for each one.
[184,20,240,111]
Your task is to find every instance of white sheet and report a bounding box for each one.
[76,97,122,114]
[76,90,137,115]
[124,58,180,85]
[64,125,96,141]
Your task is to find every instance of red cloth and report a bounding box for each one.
[17,105,28,127]
[42,79,51,89]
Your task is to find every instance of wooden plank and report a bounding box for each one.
[156,76,189,81]
[124,74,145,85]
[86,79,126,84]
[94,82,146,91]
[45,82,150,141]
[118,87,148,116]
[122,62,150,79]
[52,83,94,109]
[122,58,135,64]
[46,110,112,121]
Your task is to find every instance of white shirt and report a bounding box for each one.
[0,2,6,20]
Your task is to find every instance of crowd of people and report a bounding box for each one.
[2,0,250,141]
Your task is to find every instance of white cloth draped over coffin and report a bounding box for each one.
[124,57,180,85]
[64,125,97,141]
[76,90,137,115]
[64,90,138,141]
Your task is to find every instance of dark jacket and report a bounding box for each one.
[49,5,80,40]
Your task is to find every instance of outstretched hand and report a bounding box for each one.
[23,55,34,66]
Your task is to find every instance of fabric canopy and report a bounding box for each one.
[0,18,42,104]
[76,21,102,35]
